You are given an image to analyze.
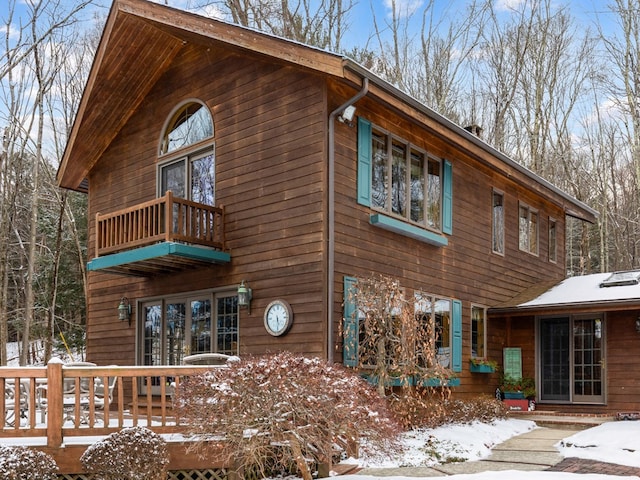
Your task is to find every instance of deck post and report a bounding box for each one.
[46,359,63,448]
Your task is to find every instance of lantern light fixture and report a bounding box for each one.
[118,297,131,326]
[237,280,252,314]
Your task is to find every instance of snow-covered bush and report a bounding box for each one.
[174,352,402,479]
[0,446,58,480]
[80,426,169,480]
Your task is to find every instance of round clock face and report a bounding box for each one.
[264,300,293,336]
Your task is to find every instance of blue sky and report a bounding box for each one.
[0,0,621,52]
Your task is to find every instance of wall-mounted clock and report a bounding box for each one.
[264,299,293,336]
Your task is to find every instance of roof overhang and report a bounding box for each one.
[490,272,640,316]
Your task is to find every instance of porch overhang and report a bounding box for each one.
[87,242,231,276]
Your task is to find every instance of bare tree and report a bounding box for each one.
[599,0,640,267]
[187,0,354,51]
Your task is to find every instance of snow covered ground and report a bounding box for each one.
[339,418,640,480]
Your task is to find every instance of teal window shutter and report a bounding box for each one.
[451,299,462,372]
[443,159,453,234]
[357,118,372,206]
[343,276,359,367]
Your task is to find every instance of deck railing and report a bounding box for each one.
[0,362,218,448]
[95,191,225,256]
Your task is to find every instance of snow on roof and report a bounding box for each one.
[518,271,640,308]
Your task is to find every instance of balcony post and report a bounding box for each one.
[165,190,173,242]
[46,359,64,448]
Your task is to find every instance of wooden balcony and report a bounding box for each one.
[0,363,228,476]
[90,191,229,276]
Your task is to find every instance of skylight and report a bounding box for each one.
[599,271,640,288]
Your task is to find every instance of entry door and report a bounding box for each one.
[539,316,605,404]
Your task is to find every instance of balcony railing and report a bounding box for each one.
[95,191,224,256]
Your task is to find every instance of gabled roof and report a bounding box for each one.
[491,271,640,313]
[57,0,597,224]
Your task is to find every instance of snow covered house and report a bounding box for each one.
[56,0,599,409]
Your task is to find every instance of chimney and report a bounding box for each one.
[464,124,483,138]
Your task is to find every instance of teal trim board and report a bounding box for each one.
[369,213,448,247]
[87,242,231,271]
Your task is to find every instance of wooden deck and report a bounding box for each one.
[0,362,227,476]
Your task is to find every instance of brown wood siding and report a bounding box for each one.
[330,87,568,397]
[604,310,640,413]
[86,43,328,366]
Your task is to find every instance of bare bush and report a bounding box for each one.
[174,351,402,479]
[0,446,58,480]
[391,394,508,429]
[80,426,169,480]
[344,275,456,396]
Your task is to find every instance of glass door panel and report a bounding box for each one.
[539,317,570,402]
[165,302,186,366]
[190,298,212,356]
[216,295,238,355]
[143,304,162,367]
[573,317,605,403]
[142,303,163,392]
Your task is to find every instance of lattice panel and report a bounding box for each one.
[167,469,228,480]
[57,469,227,480]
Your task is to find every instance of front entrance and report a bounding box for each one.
[538,315,605,404]
[140,291,238,393]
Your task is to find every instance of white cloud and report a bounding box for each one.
[494,0,526,12]
[383,0,424,20]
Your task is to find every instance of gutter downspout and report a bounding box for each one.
[327,77,369,363]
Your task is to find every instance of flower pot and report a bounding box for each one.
[503,391,525,399]
[470,363,496,373]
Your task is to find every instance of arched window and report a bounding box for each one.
[158,101,215,206]
[160,101,213,155]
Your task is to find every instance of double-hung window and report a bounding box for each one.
[471,305,487,359]
[358,118,453,240]
[518,203,538,255]
[548,218,557,263]
[492,190,504,255]
[414,293,455,369]
[159,150,215,205]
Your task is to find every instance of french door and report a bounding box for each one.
[140,292,238,394]
[539,315,605,404]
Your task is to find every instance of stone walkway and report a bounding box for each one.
[356,423,640,477]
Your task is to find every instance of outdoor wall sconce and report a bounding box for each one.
[338,105,356,126]
[636,317,640,333]
[237,280,252,314]
[118,297,132,326]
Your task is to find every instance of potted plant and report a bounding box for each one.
[469,357,498,373]
[499,375,535,399]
